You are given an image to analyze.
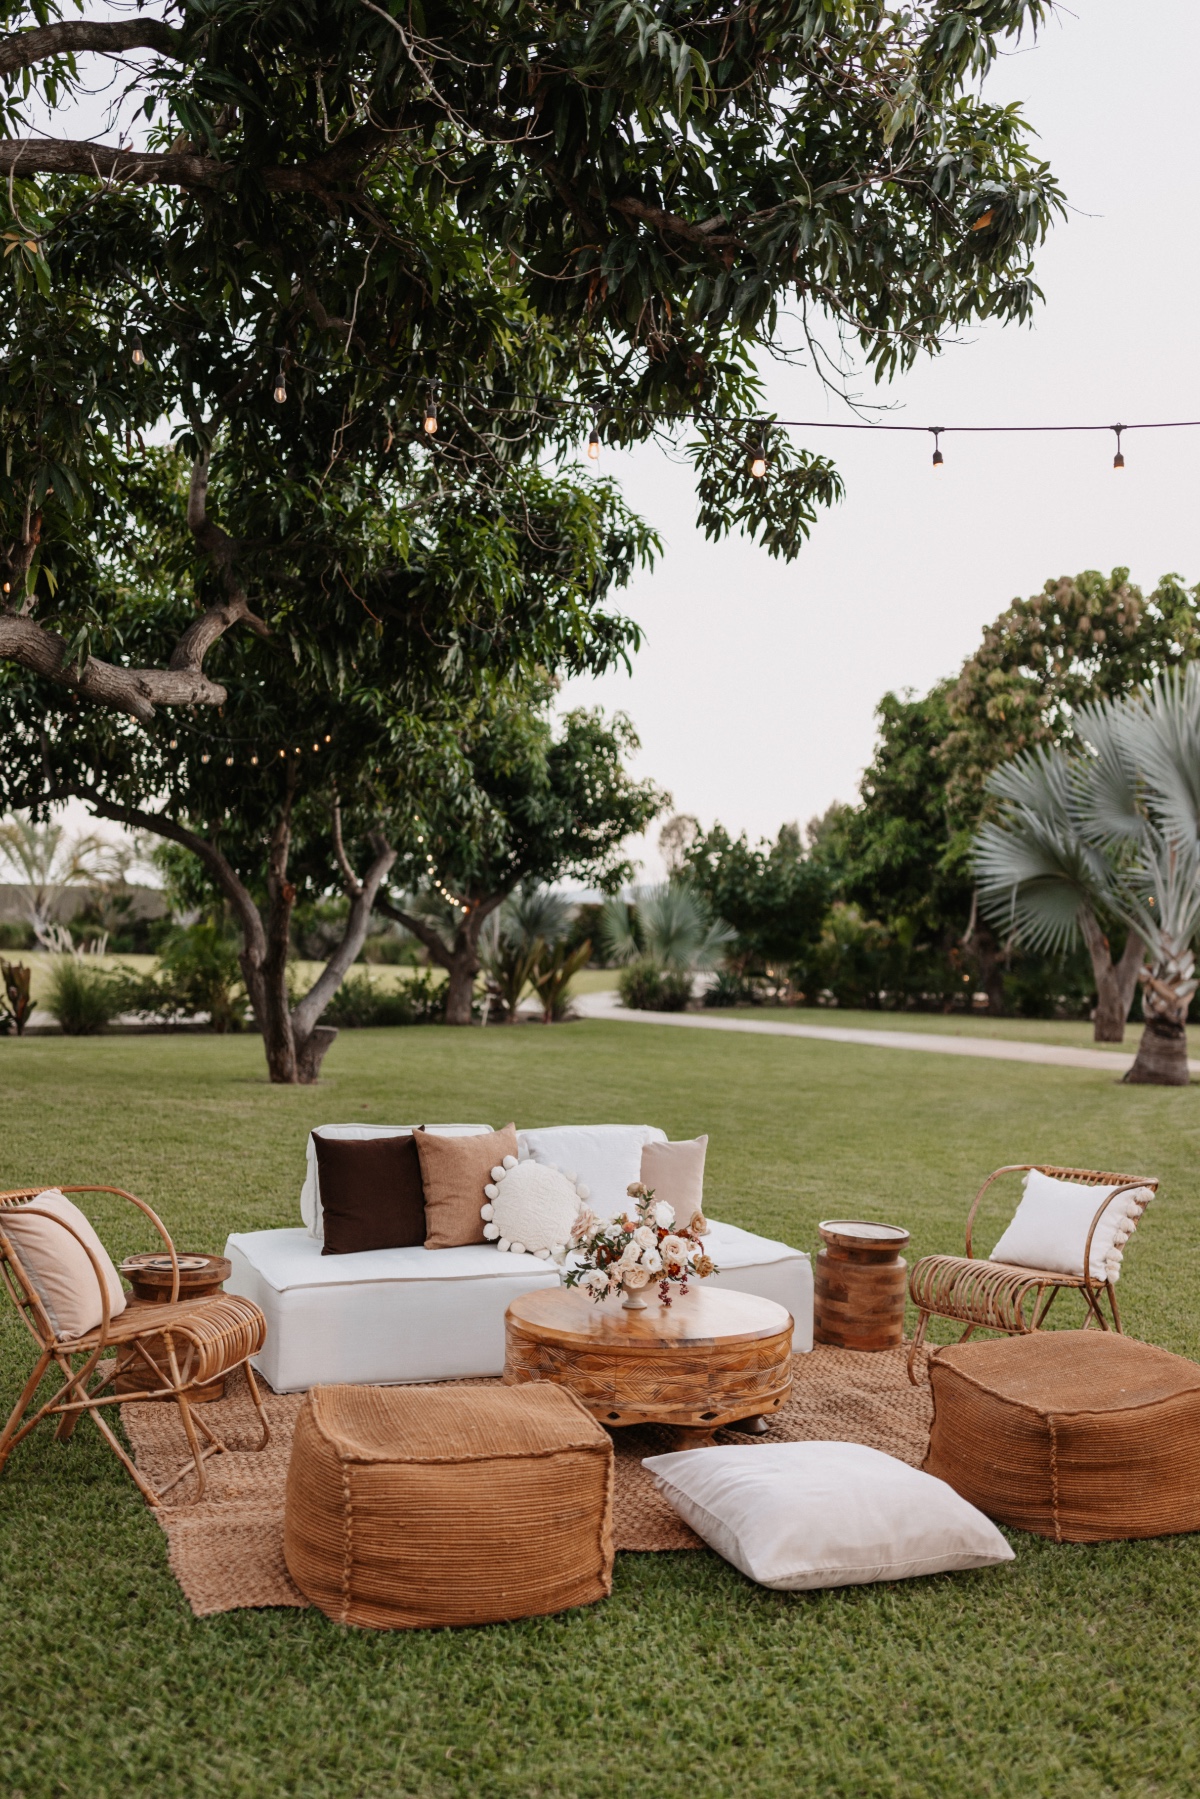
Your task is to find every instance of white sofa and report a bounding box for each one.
[224,1123,813,1392]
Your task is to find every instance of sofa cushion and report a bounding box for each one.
[417,1123,519,1250]
[315,1131,427,1254]
[300,1124,491,1241]
[640,1136,708,1232]
[518,1125,667,1220]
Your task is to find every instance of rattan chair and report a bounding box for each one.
[906,1164,1157,1383]
[0,1186,269,1505]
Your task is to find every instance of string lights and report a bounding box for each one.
[131,334,146,368]
[273,360,287,405]
[748,430,768,480]
[931,427,944,469]
[586,425,601,462]
[1113,424,1125,469]
[422,381,439,436]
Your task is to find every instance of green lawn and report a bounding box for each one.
[2,1023,1199,1799]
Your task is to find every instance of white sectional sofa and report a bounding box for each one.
[224,1122,813,1392]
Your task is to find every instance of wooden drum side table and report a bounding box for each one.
[813,1220,910,1351]
[115,1253,233,1402]
[503,1286,794,1448]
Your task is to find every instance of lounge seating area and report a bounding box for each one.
[4,1115,1192,1636]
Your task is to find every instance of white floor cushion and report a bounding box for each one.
[224,1228,561,1391]
[643,1441,1014,1590]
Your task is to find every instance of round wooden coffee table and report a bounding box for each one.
[503,1286,794,1448]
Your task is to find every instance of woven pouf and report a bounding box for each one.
[284,1382,614,1628]
[924,1332,1200,1543]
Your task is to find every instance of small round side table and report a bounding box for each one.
[813,1220,910,1351]
[115,1253,233,1402]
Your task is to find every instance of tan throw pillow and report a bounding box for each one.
[1,1189,127,1340]
[640,1136,709,1234]
[417,1124,519,1250]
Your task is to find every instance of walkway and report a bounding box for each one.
[571,991,1198,1076]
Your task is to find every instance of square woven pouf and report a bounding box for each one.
[284,1383,614,1628]
[924,1332,1200,1543]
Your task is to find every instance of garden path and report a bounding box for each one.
[573,990,1200,1076]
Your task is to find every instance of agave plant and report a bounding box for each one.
[478,884,576,1022]
[975,666,1200,1085]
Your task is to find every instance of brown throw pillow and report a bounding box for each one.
[640,1136,709,1234]
[315,1132,427,1255]
[416,1124,519,1250]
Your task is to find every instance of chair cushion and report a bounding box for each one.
[416,1123,518,1250]
[640,1136,708,1232]
[989,1169,1152,1283]
[314,1132,427,1255]
[519,1125,667,1219]
[300,1124,491,1241]
[284,1382,614,1627]
[643,1440,1013,1590]
[924,1332,1200,1542]
[0,1190,127,1340]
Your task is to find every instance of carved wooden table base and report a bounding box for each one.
[504,1286,794,1449]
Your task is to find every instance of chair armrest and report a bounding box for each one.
[964,1166,1036,1260]
[61,1186,180,1303]
[1081,1181,1152,1292]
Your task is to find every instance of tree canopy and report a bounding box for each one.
[0,0,1065,717]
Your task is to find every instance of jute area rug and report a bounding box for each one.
[122,1346,933,1619]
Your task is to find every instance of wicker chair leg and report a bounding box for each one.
[0,1349,52,1471]
[242,1359,271,1450]
[957,1323,978,1344]
[907,1312,930,1384]
[87,1403,165,1507]
[1107,1282,1124,1333]
[166,1338,209,1503]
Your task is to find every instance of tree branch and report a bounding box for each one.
[0,610,227,722]
[0,122,399,195]
[57,785,267,966]
[292,834,397,1038]
[374,892,453,970]
[0,19,187,77]
[330,799,363,898]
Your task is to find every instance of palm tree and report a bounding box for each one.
[0,813,104,947]
[975,667,1200,1085]
[479,884,575,1021]
[598,882,733,994]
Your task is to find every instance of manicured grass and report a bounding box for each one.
[2,1023,1199,1799]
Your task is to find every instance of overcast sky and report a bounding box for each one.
[558,0,1200,876]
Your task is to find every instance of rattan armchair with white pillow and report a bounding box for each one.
[907,1164,1157,1382]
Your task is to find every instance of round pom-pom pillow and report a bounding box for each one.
[480,1161,586,1260]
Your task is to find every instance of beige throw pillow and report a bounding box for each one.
[2,1189,127,1340]
[640,1136,709,1234]
[417,1124,519,1250]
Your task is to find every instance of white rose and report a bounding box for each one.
[653,1201,676,1229]
[621,1264,651,1289]
[617,1241,642,1267]
[660,1234,691,1265]
[581,1268,609,1294]
[633,1225,656,1248]
[641,1246,663,1274]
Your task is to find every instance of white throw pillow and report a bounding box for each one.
[989,1169,1152,1283]
[481,1161,586,1260]
[518,1125,667,1220]
[299,1124,491,1240]
[643,1441,1014,1591]
[1,1190,127,1340]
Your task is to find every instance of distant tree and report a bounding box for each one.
[375,703,667,1025]
[682,822,828,986]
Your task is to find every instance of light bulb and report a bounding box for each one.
[750,451,767,479]
[932,448,944,468]
[422,397,438,435]
[312,742,319,752]
[251,754,258,766]
[131,336,145,367]
[324,734,331,743]
[200,752,210,764]
[586,427,600,462]
[169,738,177,749]
[273,375,287,404]
[225,755,234,766]
[1113,450,1125,469]
[1112,424,1125,469]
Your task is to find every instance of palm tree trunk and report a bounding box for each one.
[1124,941,1196,1085]
[1078,908,1143,1043]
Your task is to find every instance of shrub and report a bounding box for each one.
[618,960,693,1012]
[0,920,34,951]
[156,924,248,1032]
[43,958,125,1035]
[703,968,758,1007]
[325,969,446,1027]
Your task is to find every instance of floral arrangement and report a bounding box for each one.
[564,1183,718,1309]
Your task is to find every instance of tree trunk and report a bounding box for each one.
[1079,908,1143,1043]
[443,948,479,1025]
[1123,940,1196,1086]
